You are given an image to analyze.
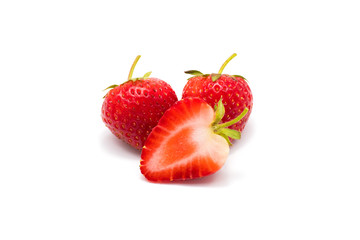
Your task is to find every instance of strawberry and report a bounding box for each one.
[182,53,253,135]
[140,97,248,182]
[101,55,178,150]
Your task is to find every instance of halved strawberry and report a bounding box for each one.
[140,97,248,182]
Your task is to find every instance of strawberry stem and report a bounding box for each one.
[128,55,141,81]
[214,107,248,130]
[218,53,237,74]
[143,71,152,78]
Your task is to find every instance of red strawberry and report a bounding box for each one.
[102,55,178,150]
[182,53,253,135]
[140,97,248,182]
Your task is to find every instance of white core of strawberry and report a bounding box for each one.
[191,128,229,165]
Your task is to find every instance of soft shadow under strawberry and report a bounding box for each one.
[229,120,255,155]
[139,167,243,188]
[100,131,140,160]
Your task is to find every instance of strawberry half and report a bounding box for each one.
[140,97,248,182]
[102,55,178,150]
[182,53,253,135]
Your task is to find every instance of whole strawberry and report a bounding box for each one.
[102,55,178,150]
[182,53,253,136]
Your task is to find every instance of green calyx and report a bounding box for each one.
[103,55,152,98]
[211,99,248,146]
[184,53,247,82]
[102,84,118,98]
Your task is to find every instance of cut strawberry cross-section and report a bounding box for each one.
[140,97,248,182]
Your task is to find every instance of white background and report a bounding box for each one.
[1,0,359,239]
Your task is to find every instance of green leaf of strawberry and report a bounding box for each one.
[232,74,246,80]
[103,84,119,91]
[211,73,221,82]
[143,71,152,78]
[213,98,225,124]
[184,70,204,76]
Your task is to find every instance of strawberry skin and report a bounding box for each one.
[182,74,252,132]
[101,56,178,150]
[140,97,249,182]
